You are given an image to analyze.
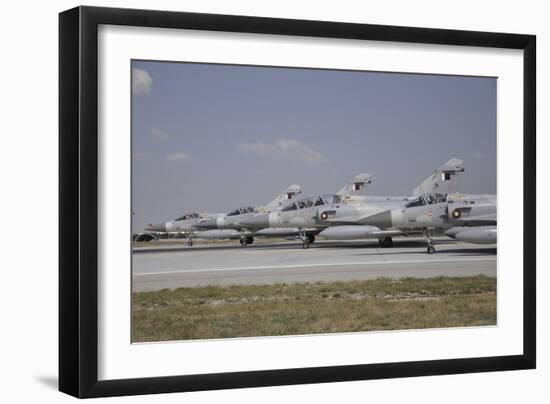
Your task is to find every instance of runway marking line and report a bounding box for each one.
[134,257,496,277]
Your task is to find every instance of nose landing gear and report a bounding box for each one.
[299,229,310,249]
[423,228,436,254]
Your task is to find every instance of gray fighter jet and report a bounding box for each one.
[141,212,229,246]
[318,192,451,253]
[189,184,305,246]
[140,184,303,246]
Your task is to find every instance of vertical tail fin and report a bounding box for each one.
[337,173,372,198]
[263,184,302,211]
[412,158,464,196]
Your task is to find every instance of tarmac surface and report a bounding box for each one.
[132,238,497,292]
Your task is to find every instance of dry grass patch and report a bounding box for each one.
[132,276,496,342]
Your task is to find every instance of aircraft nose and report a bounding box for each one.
[237,213,269,229]
[146,223,166,232]
[198,218,217,229]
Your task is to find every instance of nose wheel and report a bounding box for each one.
[423,229,436,254]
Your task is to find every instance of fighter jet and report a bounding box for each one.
[139,185,303,246]
[245,159,466,251]
[194,184,305,246]
[318,192,451,253]
[141,211,229,246]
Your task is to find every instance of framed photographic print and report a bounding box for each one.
[59,6,536,398]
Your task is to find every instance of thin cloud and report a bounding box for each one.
[238,138,324,163]
[152,128,171,141]
[133,152,150,161]
[473,151,484,159]
[166,152,191,162]
[132,68,152,96]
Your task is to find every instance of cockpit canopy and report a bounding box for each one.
[404,193,447,208]
[281,194,341,212]
[227,206,255,216]
[175,212,199,221]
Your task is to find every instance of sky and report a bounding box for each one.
[132,60,496,231]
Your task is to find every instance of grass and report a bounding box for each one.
[132,275,496,342]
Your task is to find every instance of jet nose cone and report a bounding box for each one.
[198,218,217,229]
[146,223,166,232]
[237,213,269,229]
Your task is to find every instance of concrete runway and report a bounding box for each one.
[132,238,496,292]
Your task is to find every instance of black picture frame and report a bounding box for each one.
[59,6,536,398]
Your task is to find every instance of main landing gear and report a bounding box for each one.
[299,229,314,249]
[378,237,393,248]
[239,235,254,246]
[423,228,436,254]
